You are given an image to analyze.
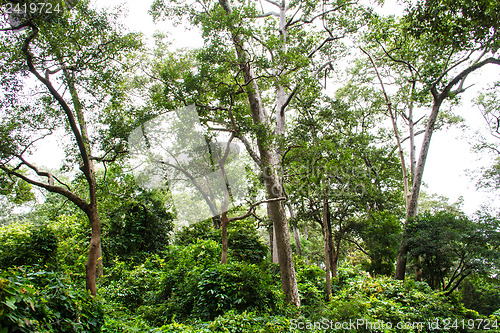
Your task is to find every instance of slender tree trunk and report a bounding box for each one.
[395,102,441,280]
[220,212,229,264]
[322,197,332,299]
[330,226,341,279]
[288,205,303,256]
[292,222,303,256]
[331,251,338,278]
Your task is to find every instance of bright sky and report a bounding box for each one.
[31,0,500,215]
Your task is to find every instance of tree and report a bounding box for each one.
[474,81,500,192]
[355,0,500,279]
[150,0,368,305]
[285,93,404,295]
[0,0,142,295]
[406,210,500,294]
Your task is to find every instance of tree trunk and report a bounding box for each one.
[292,221,303,256]
[85,207,102,296]
[267,193,299,305]
[331,251,338,278]
[288,205,303,256]
[395,102,441,280]
[394,242,408,280]
[220,212,229,264]
[272,225,279,263]
[322,197,332,299]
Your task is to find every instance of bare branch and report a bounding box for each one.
[401,130,425,144]
[227,197,286,222]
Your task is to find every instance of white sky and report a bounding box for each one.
[30,0,500,215]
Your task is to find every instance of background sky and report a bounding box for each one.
[32,0,500,215]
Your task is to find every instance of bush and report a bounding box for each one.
[47,215,88,280]
[0,222,57,269]
[205,311,292,333]
[103,198,174,262]
[460,274,500,316]
[326,273,485,332]
[0,267,103,332]
[192,261,278,320]
[294,258,326,315]
[100,255,167,311]
[134,240,279,325]
[175,219,267,264]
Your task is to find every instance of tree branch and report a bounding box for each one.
[0,163,88,212]
[227,197,286,222]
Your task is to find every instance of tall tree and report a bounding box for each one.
[356,0,500,279]
[285,93,404,293]
[150,0,368,305]
[406,210,500,294]
[0,0,142,295]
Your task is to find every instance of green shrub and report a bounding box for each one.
[175,219,267,264]
[226,220,267,264]
[326,273,485,332]
[138,241,279,325]
[294,258,326,315]
[103,198,174,262]
[100,255,167,311]
[48,215,88,280]
[192,261,277,320]
[0,222,57,269]
[0,267,103,332]
[206,311,292,333]
[459,274,500,316]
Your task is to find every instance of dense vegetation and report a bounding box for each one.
[1,0,500,331]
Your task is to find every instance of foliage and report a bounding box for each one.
[175,220,220,246]
[418,192,464,214]
[405,0,500,52]
[0,267,103,333]
[326,272,486,333]
[203,311,292,333]
[104,196,174,262]
[190,261,278,320]
[406,210,500,291]
[358,211,402,276]
[47,215,89,279]
[459,274,500,316]
[293,258,326,312]
[101,256,167,312]
[0,222,57,269]
[176,219,267,264]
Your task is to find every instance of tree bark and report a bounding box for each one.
[220,212,229,264]
[322,197,332,299]
[271,225,279,263]
[85,207,102,296]
[288,205,303,256]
